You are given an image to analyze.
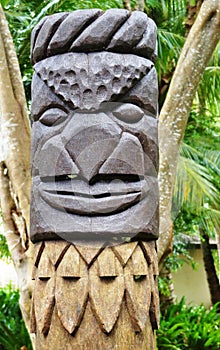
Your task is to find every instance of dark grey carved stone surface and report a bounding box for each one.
[30,9,159,246]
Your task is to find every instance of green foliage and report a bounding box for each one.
[173,210,200,235]
[158,225,197,298]
[154,0,186,83]
[0,285,32,350]
[157,299,220,350]
[0,235,10,261]
[173,53,220,244]
[0,214,10,261]
[1,0,188,103]
[184,45,220,151]
[2,0,124,100]
[172,45,220,275]
[174,145,219,213]
[173,141,220,242]
[158,275,171,297]
[165,232,196,271]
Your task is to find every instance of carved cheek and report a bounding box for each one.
[36,135,80,178]
[31,119,71,177]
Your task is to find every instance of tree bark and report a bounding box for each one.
[0,5,33,332]
[158,0,220,263]
[200,228,220,306]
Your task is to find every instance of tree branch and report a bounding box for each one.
[0,162,34,330]
[0,5,31,229]
[0,5,33,333]
[158,0,220,262]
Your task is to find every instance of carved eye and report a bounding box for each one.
[113,104,144,123]
[39,108,68,126]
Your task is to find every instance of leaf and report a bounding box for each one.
[89,251,124,333]
[55,257,89,334]
[33,278,55,336]
[174,147,219,213]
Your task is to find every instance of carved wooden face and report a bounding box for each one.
[30,52,159,245]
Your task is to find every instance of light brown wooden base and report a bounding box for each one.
[34,301,156,350]
[31,241,159,350]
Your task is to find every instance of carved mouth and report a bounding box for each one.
[39,175,148,215]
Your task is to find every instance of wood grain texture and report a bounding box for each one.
[125,248,151,332]
[31,9,157,64]
[112,242,138,266]
[30,9,159,349]
[75,244,103,266]
[31,240,159,348]
[90,252,124,333]
[55,256,89,334]
[34,301,156,350]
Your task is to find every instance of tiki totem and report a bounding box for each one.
[30,9,159,349]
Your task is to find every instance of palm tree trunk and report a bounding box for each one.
[200,228,220,306]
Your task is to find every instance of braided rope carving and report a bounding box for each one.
[31,9,157,64]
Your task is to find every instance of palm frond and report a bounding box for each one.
[158,29,185,54]
[181,144,220,176]
[173,141,220,239]
[194,43,220,118]
[157,29,185,80]
[174,154,219,213]
[166,0,186,34]
[202,150,220,177]
[200,207,220,238]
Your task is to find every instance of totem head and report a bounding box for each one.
[30,9,159,246]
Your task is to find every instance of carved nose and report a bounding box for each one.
[62,113,122,181]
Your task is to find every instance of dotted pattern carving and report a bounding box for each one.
[34,52,155,110]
